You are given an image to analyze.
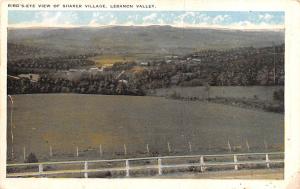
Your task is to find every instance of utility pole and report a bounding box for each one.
[8,95,14,159]
[146,144,150,154]
[227,140,232,153]
[273,43,276,85]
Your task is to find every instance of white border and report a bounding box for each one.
[1,0,300,189]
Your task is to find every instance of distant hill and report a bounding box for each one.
[8,26,284,59]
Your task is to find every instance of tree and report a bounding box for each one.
[273,89,284,102]
[204,82,210,100]
[25,153,38,163]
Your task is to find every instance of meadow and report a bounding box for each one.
[88,53,163,67]
[7,93,284,163]
[151,86,284,102]
[88,55,136,67]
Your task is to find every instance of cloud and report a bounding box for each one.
[88,16,117,26]
[178,12,195,20]
[108,19,117,25]
[92,12,100,18]
[212,15,230,24]
[88,12,118,26]
[157,18,165,25]
[228,20,283,30]
[91,12,114,20]
[8,11,284,30]
[174,12,197,25]
[29,11,79,26]
[197,14,210,22]
[88,19,98,26]
[258,13,274,22]
[142,13,157,22]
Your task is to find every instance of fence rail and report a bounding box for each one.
[7,152,284,178]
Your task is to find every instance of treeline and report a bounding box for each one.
[103,45,284,89]
[8,56,95,75]
[7,74,145,96]
[140,45,285,88]
[7,43,62,60]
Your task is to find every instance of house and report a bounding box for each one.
[170,74,180,85]
[18,74,40,82]
[140,62,149,66]
[192,58,201,63]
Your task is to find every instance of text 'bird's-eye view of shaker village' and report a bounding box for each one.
[6,11,284,179]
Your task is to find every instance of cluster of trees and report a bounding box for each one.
[8,74,145,96]
[8,56,95,75]
[7,43,64,61]
[7,45,284,95]
[135,45,284,88]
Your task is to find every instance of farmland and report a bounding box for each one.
[151,86,283,101]
[7,93,284,163]
[88,53,163,67]
[88,55,136,67]
[6,26,285,175]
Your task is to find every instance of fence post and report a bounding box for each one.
[84,161,88,178]
[76,146,79,157]
[234,155,238,170]
[23,146,26,161]
[158,158,162,175]
[99,144,103,157]
[124,144,127,156]
[146,144,150,154]
[50,145,53,157]
[246,139,250,152]
[266,153,270,168]
[264,139,268,151]
[167,142,171,153]
[227,140,232,152]
[200,156,205,172]
[38,164,43,174]
[125,160,130,177]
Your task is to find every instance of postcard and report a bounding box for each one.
[0,0,300,189]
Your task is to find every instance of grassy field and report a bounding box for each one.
[7,94,284,163]
[88,55,136,67]
[88,53,163,67]
[151,86,284,101]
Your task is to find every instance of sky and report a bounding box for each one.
[8,11,284,29]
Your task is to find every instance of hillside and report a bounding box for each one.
[8,26,284,60]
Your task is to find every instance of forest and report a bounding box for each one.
[7,44,284,96]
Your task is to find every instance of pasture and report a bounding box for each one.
[88,53,164,67]
[7,94,284,163]
[88,55,136,67]
[151,86,284,102]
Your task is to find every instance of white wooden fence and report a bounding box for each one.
[6,152,284,178]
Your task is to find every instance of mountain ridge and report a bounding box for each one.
[8,25,284,60]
